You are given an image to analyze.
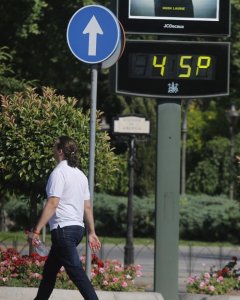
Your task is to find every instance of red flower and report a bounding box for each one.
[97,260,104,268]
[91,254,104,268]
[217,267,229,277]
[91,254,98,264]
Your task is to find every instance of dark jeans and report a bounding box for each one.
[34,225,99,300]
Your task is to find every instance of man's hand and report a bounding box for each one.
[26,231,40,246]
[88,233,101,253]
[84,200,101,252]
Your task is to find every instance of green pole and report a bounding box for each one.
[154,100,181,300]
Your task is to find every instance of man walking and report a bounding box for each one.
[28,136,101,300]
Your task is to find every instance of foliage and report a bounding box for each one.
[0,87,118,197]
[180,194,240,243]
[1,1,240,198]
[17,0,48,38]
[0,247,142,291]
[94,193,240,242]
[0,47,31,95]
[0,0,94,102]
[187,136,231,195]
[94,193,155,237]
[230,0,240,98]
[186,102,215,153]
[0,86,120,230]
[186,256,240,295]
[106,153,128,195]
[0,0,158,196]
[4,193,240,243]
[4,193,30,231]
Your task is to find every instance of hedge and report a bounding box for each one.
[94,193,240,243]
[4,193,240,243]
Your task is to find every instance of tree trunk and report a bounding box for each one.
[0,191,6,231]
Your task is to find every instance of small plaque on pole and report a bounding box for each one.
[113,115,150,135]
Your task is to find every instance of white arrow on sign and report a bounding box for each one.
[83,15,103,56]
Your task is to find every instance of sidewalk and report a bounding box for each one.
[1,287,240,300]
[0,287,164,300]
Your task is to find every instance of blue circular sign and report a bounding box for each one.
[67,5,121,64]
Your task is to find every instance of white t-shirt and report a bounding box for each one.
[46,160,90,231]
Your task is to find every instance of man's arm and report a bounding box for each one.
[29,197,59,240]
[84,200,101,252]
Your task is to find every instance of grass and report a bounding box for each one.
[0,231,153,245]
[178,239,240,247]
[0,231,239,247]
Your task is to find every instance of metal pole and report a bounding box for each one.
[42,199,46,243]
[154,100,181,300]
[86,64,98,278]
[181,100,189,195]
[188,244,192,276]
[124,136,135,265]
[229,125,234,200]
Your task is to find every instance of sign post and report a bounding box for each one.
[87,64,98,276]
[67,4,122,278]
[113,116,150,266]
[154,101,181,300]
[112,1,231,298]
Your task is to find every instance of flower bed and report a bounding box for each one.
[186,256,240,296]
[0,247,143,291]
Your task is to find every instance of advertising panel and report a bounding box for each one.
[129,0,218,21]
[117,0,230,36]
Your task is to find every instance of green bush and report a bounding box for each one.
[94,193,240,243]
[94,194,127,237]
[4,193,30,231]
[0,87,118,194]
[94,194,155,237]
[179,194,240,243]
[5,192,240,243]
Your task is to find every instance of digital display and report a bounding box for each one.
[129,0,219,21]
[116,0,230,36]
[111,40,230,99]
[129,54,215,80]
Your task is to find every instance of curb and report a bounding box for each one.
[0,287,164,300]
[179,294,240,300]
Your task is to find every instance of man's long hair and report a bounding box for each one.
[55,136,79,168]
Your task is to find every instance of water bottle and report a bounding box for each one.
[33,239,49,256]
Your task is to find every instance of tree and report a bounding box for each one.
[0,46,34,230]
[0,0,98,104]
[0,87,118,229]
[1,0,240,197]
[230,0,240,99]
[187,136,231,195]
[0,46,31,95]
